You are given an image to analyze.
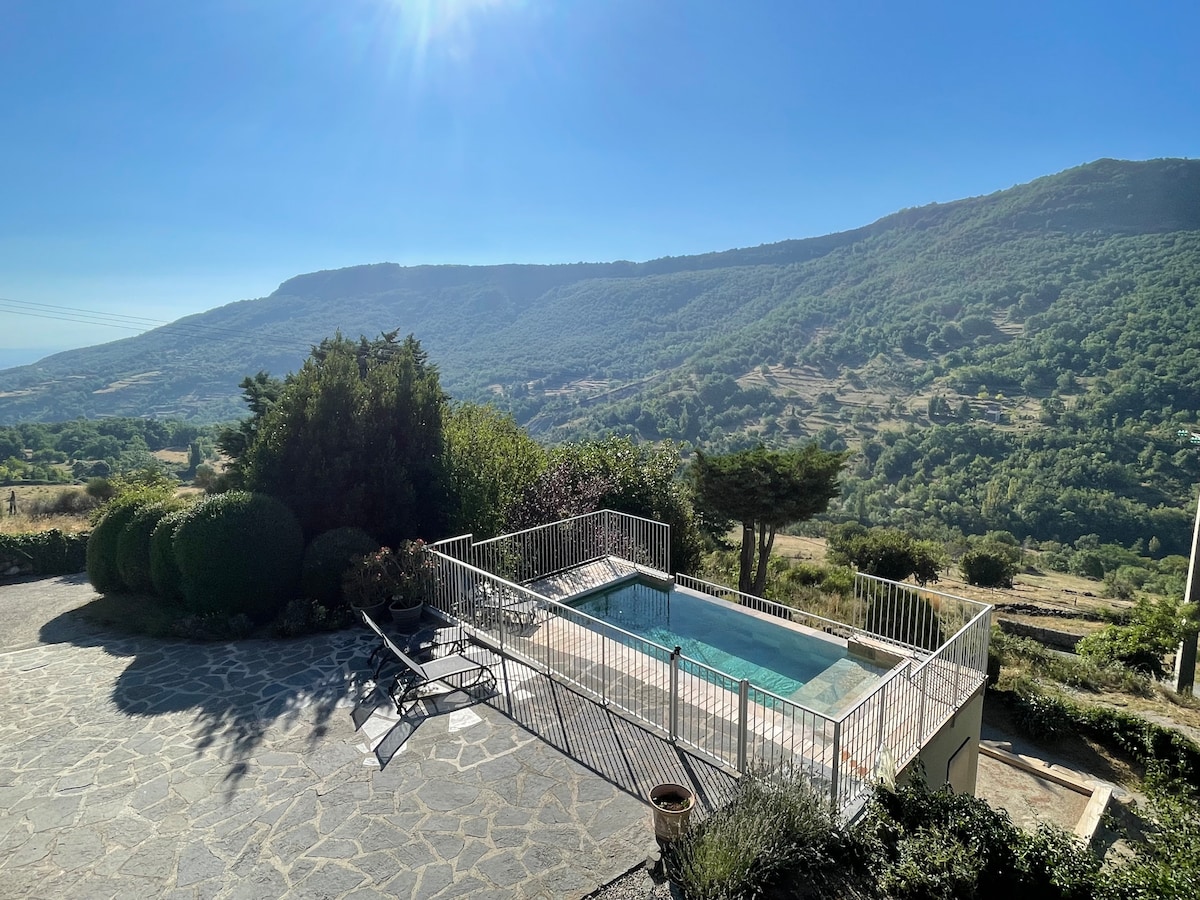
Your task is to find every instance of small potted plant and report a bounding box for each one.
[386,540,433,630]
[649,782,694,842]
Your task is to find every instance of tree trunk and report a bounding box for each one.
[751,523,776,597]
[738,522,755,594]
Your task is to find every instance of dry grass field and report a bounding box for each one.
[0,484,94,534]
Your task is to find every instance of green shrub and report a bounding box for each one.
[878,823,980,900]
[1001,686,1200,787]
[149,506,192,603]
[116,499,190,595]
[299,526,379,607]
[86,489,170,592]
[0,530,88,575]
[26,488,99,517]
[85,477,116,501]
[173,491,303,624]
[1101,786,1200,900]
[864,584,945,651]
[1076,596,1183,678]
[865,779,1101,900]
[960,545,1018,588]
[667,768,866,900]
[275,598,355,637]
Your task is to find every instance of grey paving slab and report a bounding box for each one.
[0,575,733,899]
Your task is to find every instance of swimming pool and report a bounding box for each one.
[567,580,887,710]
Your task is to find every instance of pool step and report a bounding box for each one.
[789,657,887,715]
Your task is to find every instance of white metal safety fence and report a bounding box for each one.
[432,509,670,584]
[424,534,991,816]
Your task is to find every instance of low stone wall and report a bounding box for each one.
[997,618,1081,652]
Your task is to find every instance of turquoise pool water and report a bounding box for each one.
[569,580,880,702]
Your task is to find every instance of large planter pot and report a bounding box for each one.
[389,598,425,632]
[351,597,389,626]
[649,783,694,842]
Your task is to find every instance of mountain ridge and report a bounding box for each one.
[2,157,1199,429]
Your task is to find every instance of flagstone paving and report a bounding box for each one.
[0,575,734,899]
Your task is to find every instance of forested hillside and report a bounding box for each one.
[2,157,1200,549]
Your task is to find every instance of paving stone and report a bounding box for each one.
[475,852,529,888]
[0,575,729,900]
[300,861,367,897]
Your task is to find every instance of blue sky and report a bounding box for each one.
[2,0,1198,354]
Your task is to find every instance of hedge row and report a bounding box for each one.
[0,530,88,576]
[1005,687,1200,787]
[86,490,308,626]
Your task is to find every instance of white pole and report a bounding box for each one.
[1172,485,1200,694]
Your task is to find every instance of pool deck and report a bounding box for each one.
[0,575,736,899]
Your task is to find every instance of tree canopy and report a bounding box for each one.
[690,444,845,595]
[509,436,703,574]
[826,524,945,585]
[235,331,448,545]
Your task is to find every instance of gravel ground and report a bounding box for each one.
[587,864,672,899]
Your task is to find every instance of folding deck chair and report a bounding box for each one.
[354,610,496,728]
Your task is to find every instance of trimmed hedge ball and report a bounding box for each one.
[300,526,380,607]
[172,491,304,624]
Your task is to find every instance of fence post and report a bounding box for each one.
[830,719,841,810]
[498,595,506,654]
[601,633,608,707]
[875,678,888,752]
[737,679,749,774]
[916,666,927,741]
[669,646,680,742]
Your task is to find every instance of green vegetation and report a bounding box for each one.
[444,402,545,538]
[85,483,176,592]
[299,526,380,607]
[0,417,218,483]
[826,524,944,585]
[509,436,703,574]
[148,506,190,602]
[114,499,191,594]
[959,543,1019,588]
[232,331,448,545]
[690,445,845,594]
[172,492,304,624]
[666,769,1109,900]
[667,769,867,900]
[0,529,87,575]
[1075,596,1193,679]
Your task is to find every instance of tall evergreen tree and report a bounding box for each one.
[237,331,448,544]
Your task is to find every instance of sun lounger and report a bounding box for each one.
[355,610,496,723]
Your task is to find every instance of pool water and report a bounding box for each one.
[569,581,885,705]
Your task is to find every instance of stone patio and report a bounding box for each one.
[0,575,735,899]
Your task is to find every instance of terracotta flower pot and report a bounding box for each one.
[649,783,694,842]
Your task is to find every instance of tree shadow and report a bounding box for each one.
[38,598,374,797]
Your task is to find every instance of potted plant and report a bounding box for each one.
[386,540,433,631]
[343,547,401,624]
[649,782,694,842]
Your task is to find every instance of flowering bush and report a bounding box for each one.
[342,541,432,609]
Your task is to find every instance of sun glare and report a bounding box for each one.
[393,0,518,63]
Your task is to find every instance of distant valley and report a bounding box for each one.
[3,158,1200,549]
